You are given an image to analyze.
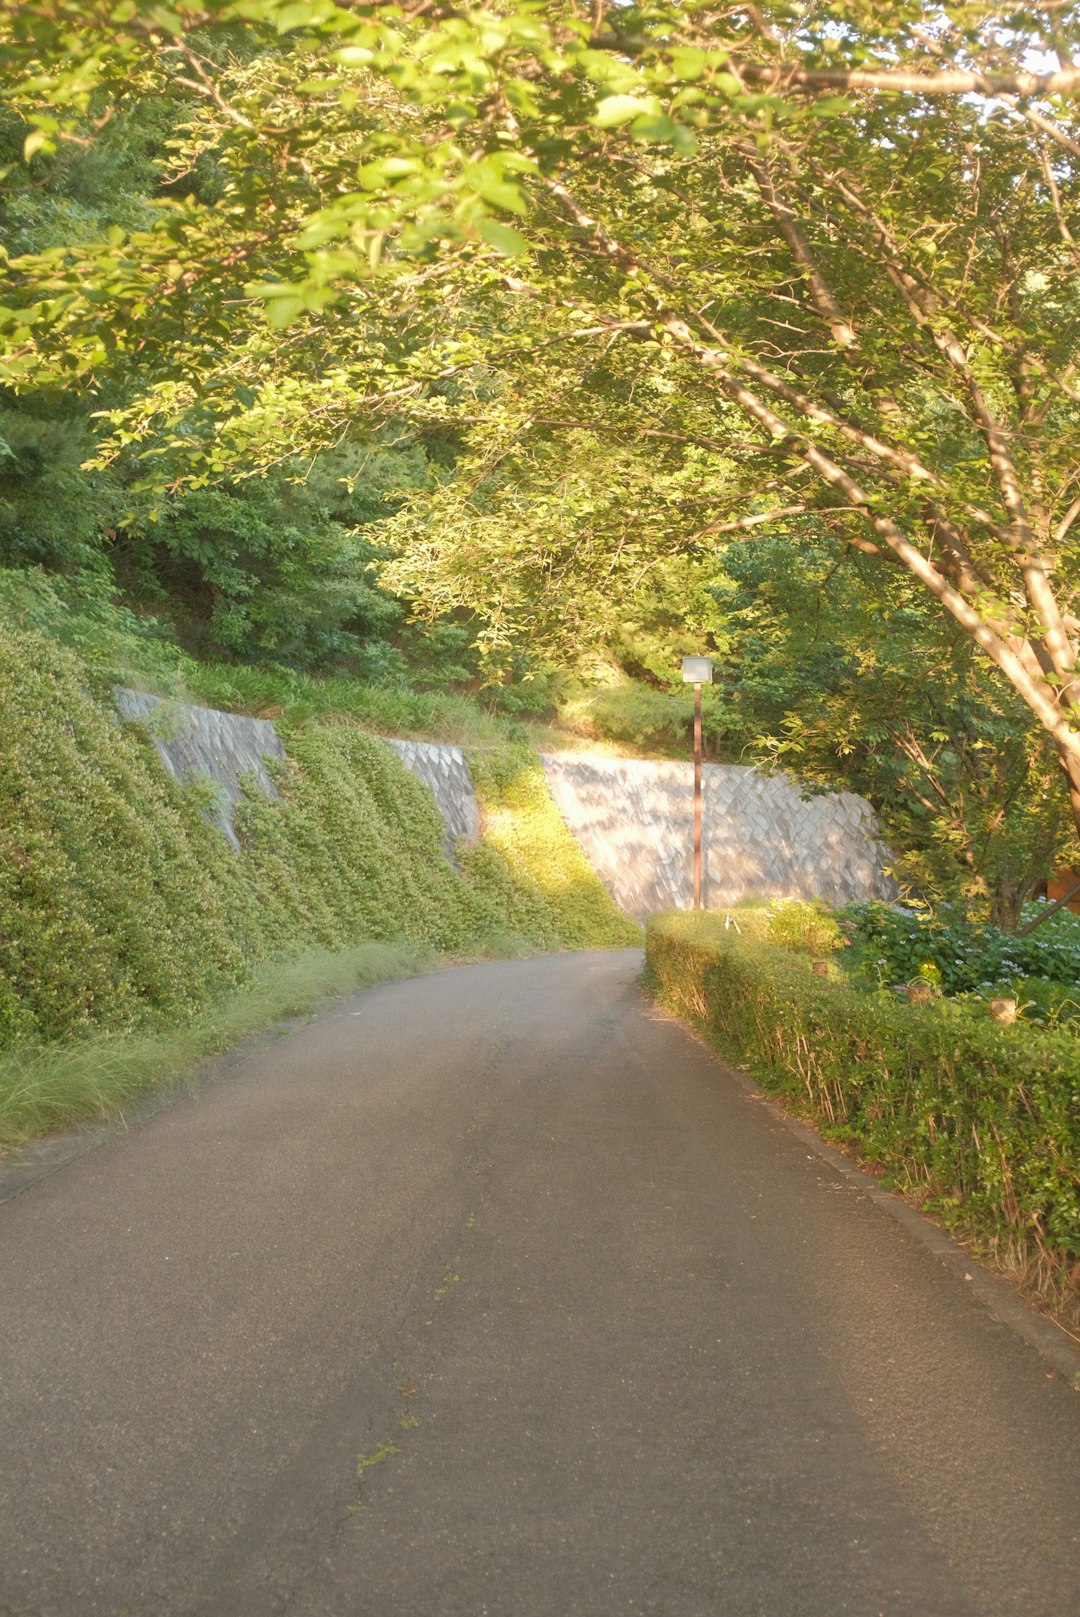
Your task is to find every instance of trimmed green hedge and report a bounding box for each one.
[646,911,1080,1292]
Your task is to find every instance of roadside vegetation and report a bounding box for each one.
[0,942,430,1151]
[647,905,1080,1323]
[841,901,1080,1029]
[0,603,635,1148]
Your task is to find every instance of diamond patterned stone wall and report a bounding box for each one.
[114,691,481,861]
[114,689,285,852]
[112,692,890,916]
[540,753,897,919]
[386,739,480,859]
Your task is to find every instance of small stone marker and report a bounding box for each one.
[989,997,1018,1023]
[811,961,829,976]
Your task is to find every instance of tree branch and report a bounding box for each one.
[824,170,1079,690]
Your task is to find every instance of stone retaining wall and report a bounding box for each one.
[114,691,894,915]
[114,692,480,863]
[114,689,286,852]
[386,739,480,859]
[540,753,896,919]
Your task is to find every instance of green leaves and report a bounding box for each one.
[274,1,328,33]
[22,128,52,162]
[593,94,661,127]
[143,5,185,34]
[808,95,856,118]
[668,47,712,82]
[462,156,531,216]
[592,94,696,150]
[1,0,1078,861]
[334,45,375,67]
[477,218,529,258]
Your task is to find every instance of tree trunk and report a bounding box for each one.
[989,882,1025,934]
[1060,740,1080,849]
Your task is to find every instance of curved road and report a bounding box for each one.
[1,951,1078,1617]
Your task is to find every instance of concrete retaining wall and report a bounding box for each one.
[386,739,480,859]
[114,691,894,915]
[540,753,896,919]
[114,689,286,852]
[114,692,480,863]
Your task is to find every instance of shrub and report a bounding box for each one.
[1006,977,1080,1031]
[0,565,200,693]
[766,897,842,958]
[186,661,515,748]
[563,680,694,751]
[646,911,1080,1300]
[0,625,265,1042]
[841,899,1080,997]
[557,676,732,758]
[0,627,637,1065]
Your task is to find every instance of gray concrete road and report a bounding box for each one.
[1,950,1078,1617]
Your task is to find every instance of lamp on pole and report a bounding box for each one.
[681,657,713,910]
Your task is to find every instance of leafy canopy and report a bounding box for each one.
[3,2,1080,856]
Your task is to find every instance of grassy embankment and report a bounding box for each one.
[646,909,1080,1321]
[0,583,637,1148]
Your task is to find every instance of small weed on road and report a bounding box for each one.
[355,1439,397,1481]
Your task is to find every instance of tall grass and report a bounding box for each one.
[181,662,517,745]
[0,942,432,1149]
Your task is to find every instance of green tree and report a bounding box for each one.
[3,1,1079,849]
[718,533,1070,927]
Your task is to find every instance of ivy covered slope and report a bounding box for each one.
[646,912,1080,1312]
[464,746,640,953]
[0,622,636,1136]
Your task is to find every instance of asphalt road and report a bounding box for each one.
[1,950,1078,1617]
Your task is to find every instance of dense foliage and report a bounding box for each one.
[1,0,1076,910]
[717,537,1072,927]
[11,9,1080,779]
[765,897,843,959]
[0,565,524,743]
[646,910,1080,1304]
[464,744,641,952]
[842,900,1080,1024]
[0,626,262,1044]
